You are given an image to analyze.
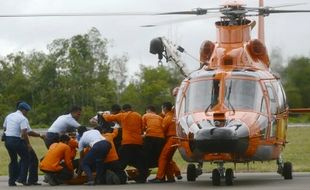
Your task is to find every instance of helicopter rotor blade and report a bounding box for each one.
[246,2,308,10]
[267,9,310,13]
[141,13,222,27]
[157,8,220,16]
[0,8,221,18]
[0,12,162,18]
[270,2,308,8]
[259,9,310,16]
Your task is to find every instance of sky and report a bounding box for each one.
[0,0,310,76]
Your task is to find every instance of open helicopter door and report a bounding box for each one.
[265,80,288,144]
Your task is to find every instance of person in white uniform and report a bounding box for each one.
[77,127,111,185]
[44,106,82,148]
[3,102,32,186]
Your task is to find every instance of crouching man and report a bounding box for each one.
[77,126,111,185]
[96,127,127,184]
[39,135,74,186]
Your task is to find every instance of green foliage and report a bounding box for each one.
[120,65,183,113]
[283,57,310,108]
[0,27,123,126]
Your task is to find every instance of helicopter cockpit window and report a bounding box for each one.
[185,79,219,113]
[224,79,265,112]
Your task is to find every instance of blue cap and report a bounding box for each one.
[17,102,31,111]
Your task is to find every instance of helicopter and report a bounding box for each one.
[0,0,309,186]
[149,0,310,186]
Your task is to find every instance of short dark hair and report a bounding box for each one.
[122,104,132,111]
[70,106,82,113]
[77,126,88,137]
[111,104,121,114]
[66,127,76,133]
[59,134,70,143]
[162,102,173,111]
[146,105,156,112]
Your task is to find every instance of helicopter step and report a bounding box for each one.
[186,162,203,182]
[211,162,235,186]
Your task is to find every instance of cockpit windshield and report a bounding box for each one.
[185,79,220,113]
[183,78,265,114]
[224,79,265,112]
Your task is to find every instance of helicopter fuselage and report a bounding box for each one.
[175,20,288,164]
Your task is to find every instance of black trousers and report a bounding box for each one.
[143,136,165,168]
[82,140,111,182]
[19,148,39,184]
[5,137,29,185]
[119,144,147,182]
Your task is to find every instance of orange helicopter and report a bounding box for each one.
[149,0,310,186]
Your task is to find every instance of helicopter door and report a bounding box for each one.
[265,81,278,139]
[265,81,288,142]
[271,80,288,142]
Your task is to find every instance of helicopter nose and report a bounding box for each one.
[191,123,249,154]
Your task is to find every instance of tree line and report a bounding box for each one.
[0,28,309,127]
[0,27,182,127]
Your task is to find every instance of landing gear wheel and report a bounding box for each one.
[225,168,234,186]
[187,164,196,181]
[283,162,293,180]
[212,169,221,186]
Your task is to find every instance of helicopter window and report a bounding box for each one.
[270,117,277,138]
[256,115,268,139]
[175,83,187,118]
[185,79,219,113]
[279,82,287,107]
[265,82,278,115]
[260,96,267,114]
[271,81,287,113]
[224,79,264,112]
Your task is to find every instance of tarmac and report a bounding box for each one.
[0,172,309,190]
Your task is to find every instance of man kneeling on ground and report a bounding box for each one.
[40,134,74,186]
[77,126,111,185]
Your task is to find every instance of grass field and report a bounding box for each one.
[0,127,309,175]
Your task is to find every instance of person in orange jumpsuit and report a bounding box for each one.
[40,134,74,186]
[67,134,79,171]
[171,160,182,180]
[95,127,127,184]
[103,104,147,183]
[149,102,179,183]
[142,105,165,169]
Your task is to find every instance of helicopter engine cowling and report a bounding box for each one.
[188,119,249,154]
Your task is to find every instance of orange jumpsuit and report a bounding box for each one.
[171,160,181,178]
[40,142,73,172]
[103,111,143,145]
[142,113,164,138]
[103,111,147,183]
[102,128,119,163]
[142,112,165,168]
[68,138,78,159]
[156,111,179,181]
